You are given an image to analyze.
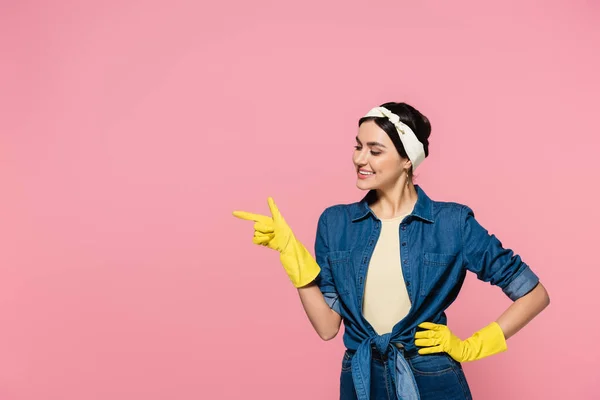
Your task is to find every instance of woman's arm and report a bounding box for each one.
[415,283,550,360]
[414,207,551,361]
[297,283,342,341]
[234,200,343,341]
[497,282,550,340]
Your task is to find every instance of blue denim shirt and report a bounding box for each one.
[314,185,539,400]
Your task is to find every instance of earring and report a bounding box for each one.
[406,170,410,186]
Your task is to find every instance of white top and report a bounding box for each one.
[362,215,412,335]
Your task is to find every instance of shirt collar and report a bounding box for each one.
[350,185,435,223]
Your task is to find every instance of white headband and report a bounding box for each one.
[363,106,426,170]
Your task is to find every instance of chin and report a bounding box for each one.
[356,180,374,191]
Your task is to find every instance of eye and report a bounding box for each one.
[354,145,362,150]
[370,151,382,156]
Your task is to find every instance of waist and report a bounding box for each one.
[345,343,418,361]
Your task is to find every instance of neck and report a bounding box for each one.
[371,182,418,220]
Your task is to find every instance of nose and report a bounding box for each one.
[354,149,368,166]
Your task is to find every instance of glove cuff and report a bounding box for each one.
[470,322,508,360]
[279,241,321,288]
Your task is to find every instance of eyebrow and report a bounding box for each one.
[356,136,387,148]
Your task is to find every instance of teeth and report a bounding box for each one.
[359,171,374,175]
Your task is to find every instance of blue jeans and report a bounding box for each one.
[340,349,473,400]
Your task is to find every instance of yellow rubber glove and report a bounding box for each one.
[233,197,320,288]
[414,322,507,362]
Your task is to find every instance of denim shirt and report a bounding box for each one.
[314,185,539,400]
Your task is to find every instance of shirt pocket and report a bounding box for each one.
[420,252,457,297]
[328,250,353,296]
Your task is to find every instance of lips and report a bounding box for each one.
[357,169,375,179]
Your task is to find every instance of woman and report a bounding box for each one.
[233,102,550,400]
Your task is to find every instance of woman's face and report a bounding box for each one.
[353,120,410,191]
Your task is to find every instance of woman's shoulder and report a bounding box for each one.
[319,202,357,218]
[431,198,467,211]
[429,197,476,222]
[318,199,365,222]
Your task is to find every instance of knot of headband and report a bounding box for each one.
[363,106,426,170]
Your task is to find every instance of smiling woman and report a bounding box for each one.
[233,102,550,400]
[354,103,430,201]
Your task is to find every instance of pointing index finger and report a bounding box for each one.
[232,211,271,224]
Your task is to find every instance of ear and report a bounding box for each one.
[404,159,413,170]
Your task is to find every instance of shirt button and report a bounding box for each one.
[402,242,406,246]
[369,240,374,246]
[406,281,411,287]
[403,260,408,264]
[401,226,406,231]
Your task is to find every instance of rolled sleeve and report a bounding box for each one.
[461,205,540,301]
[323,292,342,314]
[314,209,341,312]
[502,266,540,301]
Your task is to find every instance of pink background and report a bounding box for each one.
[1,1,599,399]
